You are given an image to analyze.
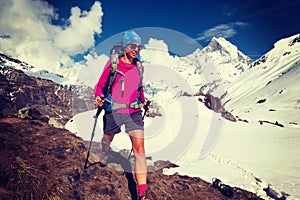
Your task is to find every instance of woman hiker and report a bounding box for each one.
[94,30,148,200]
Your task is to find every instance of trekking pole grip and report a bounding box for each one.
[142,100,151,120]
[146,100,151,106]
[144,100,151,111]
[95,94,105,118]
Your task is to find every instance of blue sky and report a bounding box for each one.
[0,0,299,69]
[47,0,300,58]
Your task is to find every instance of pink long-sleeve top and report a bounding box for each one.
[94,58,146,113]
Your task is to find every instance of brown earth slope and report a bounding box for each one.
[0,117,262,200]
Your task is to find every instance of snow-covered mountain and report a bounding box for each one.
[0,52,81,86]
[140,36,251,98]
[140,34,299,128]
[220,34,300,127]
[201,37,251,81]
[0,53,67,84]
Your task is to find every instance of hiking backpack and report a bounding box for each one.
[102,42,144,111]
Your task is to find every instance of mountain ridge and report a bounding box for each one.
[204,37,251,64]
[1,33,299,128]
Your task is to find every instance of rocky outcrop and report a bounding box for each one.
[0,66,94,127]
[198,92,237,122]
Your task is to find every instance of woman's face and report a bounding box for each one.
[124,42,143,59]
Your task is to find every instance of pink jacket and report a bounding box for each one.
[94,58,146,113]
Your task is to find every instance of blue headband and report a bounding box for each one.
[122,31,142,48]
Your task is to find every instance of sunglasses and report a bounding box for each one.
[128,43,144,50]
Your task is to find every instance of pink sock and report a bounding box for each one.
[138,184,147,196]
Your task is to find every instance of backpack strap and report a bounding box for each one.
[134,58,143,97]
[103,42,124,97]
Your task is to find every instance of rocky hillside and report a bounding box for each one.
[0,117,261,200]
[0,66,94,128]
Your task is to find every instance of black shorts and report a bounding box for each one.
[103,111,144,134]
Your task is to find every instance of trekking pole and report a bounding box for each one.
[127,148,133,160]
[84,96,105,169]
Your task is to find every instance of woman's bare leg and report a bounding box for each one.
[129,130,147,185]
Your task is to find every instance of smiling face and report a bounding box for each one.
[124,42,143,60]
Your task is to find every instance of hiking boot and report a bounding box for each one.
[138,192,148,200]
[99,138,112,167]
[99,151,108,167]
[138,195,148,200]
[99,146,113,167]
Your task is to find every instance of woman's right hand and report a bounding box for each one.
[94,96,105,107]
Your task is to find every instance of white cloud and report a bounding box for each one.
[0,0,103,73]
[141,38,174,66]
[55,3,103,55]
[77,52,109,87]
[196,22,248,42]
